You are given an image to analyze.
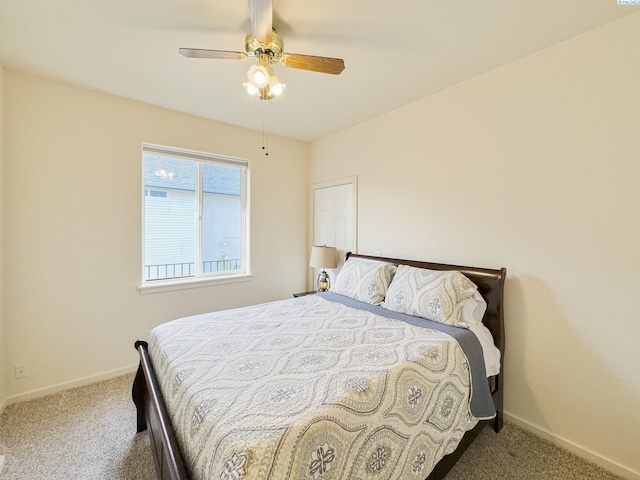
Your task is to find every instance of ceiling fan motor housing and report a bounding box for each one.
[245,32,284,61]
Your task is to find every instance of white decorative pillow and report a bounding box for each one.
[383,264,482,328]
[331,258,397,305]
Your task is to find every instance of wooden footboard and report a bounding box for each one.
[133,340,189,480]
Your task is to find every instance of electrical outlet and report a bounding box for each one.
[15,364,28,379]
[374,250,382,256]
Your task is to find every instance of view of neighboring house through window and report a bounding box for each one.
[142,144,249,282]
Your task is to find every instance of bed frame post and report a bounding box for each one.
[133,339,190,480]
[492,266,506,433]
[493,374,504,433]
[132,340,149,433]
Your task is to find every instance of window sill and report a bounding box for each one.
[138,273,253,295]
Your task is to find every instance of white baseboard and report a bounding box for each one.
[504,411,640,480]
[5,365,138,407]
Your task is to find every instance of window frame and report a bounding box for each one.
[138,143,252,293]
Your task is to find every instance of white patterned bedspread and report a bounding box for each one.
[149,294,488,480]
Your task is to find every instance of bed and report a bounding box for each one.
[132,252,506,480]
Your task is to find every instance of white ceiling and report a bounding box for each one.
[0,1,635,142]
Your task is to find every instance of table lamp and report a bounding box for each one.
[309,245,338,292]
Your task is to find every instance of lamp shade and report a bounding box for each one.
[309,246,338,269]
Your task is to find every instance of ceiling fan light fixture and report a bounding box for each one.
[243,82,260,96]
[269,75,285,96]
[247,65,269,88]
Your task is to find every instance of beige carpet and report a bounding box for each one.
[0,373,624,479]
[0,374,155,480]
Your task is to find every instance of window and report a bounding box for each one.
[145,189,168,198]
[142,144,249,285]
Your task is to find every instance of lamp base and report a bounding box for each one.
[317,270,330,292]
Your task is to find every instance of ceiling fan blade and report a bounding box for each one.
[280,54,345,75]
[179,48,248,60]
[248,0,272,44]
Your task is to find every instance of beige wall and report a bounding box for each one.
[4,72,309,401]
[310,13,640,479]
[0,65,5,410]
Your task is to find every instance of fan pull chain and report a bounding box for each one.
[262,97,269,156]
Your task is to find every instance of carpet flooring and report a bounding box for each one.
[0,373,624,479]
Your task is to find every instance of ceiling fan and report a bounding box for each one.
[179,0,346,100]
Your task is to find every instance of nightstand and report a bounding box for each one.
[293,291,317,298]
